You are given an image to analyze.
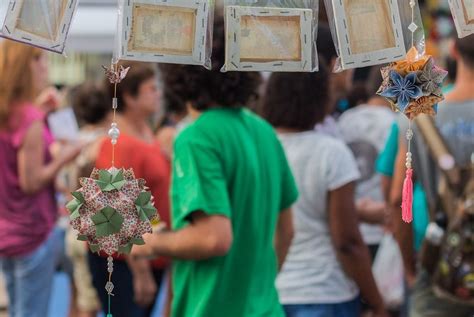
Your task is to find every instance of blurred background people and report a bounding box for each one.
[338,66,395,259]
[0,41,81,316]
[132,17,297,317]
[262,62,388,317]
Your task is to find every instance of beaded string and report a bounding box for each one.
[105,62,118,317]
[401,1,419,223]
[108,63,120,167]
[101,60,129,317]
[105,256,115,317]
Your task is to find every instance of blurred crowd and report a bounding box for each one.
[0,16,473,317]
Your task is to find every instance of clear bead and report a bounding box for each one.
[108,127,120,140]
[105,281,115,294]
[406,128,414,141]
[408,22,418,33]
[112,98,118,110]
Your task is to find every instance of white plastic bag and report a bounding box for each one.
[372,234,404,308]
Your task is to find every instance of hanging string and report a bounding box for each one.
[102,60,129,317]
[105,256,115,317]
[402,121,414,223]
[108,63,121,168]
[410,0,415,48]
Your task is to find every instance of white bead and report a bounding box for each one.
[108,127,120,140]
[107,267,113,273]
[111,122,117,128]
[111,139,117,145]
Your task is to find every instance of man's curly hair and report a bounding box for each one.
[159,16,262,111]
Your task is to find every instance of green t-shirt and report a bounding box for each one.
[171,108,298,317]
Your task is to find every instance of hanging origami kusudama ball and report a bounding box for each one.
[67,168,158,255]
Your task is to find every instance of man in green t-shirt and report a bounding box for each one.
[133,19,298,317]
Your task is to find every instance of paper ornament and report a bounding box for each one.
[377,47,448,223]
[66,62,159,317]
[67,168,158,256]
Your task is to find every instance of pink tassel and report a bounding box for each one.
[401,168,413,223]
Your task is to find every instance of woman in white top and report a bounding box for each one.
[261,62,388,317]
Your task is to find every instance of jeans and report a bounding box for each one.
[284,297,361,317]
[410,269,474,317]
[0,228,60,317]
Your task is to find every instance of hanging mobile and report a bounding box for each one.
[66,62,159,317]
[376,0,448,223]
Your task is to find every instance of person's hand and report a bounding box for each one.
[133,269,157,307]
[35,87,61,114]
[131,233,159,258]
[357,198,387,225]
[58,142,84,166]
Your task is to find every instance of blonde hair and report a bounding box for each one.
[0,41,43,128]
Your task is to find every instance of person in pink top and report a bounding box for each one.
[0,41,81,317]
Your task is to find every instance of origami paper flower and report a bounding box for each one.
[92,206,124,238]
[135,192,156,222]
[66,192,85,221]
[393,47,430,75]
[96,169,126,192]
[379,71,423,112]
[102,64,130,85]
[405,95,443,120]
[67,168,159,255]
[377,65,393,94]
[418,58,448,97]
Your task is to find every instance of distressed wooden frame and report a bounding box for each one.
[449,0,474,38]
[120,0,209,65]
[224,6,313,72]
[331,0,405,69]
[1,0,78,53]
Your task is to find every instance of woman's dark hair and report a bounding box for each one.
[261,59,330,131]
[347,82,369,109]
[159,16,262,111]
[317,24,337,66]
[70,82,109,126]
[105,61,156,112]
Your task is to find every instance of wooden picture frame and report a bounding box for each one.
[331,0,405,69]
[1,0,78,53]
[224,6,313,72]
[449,0,474,38]
[120,0,210,66]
